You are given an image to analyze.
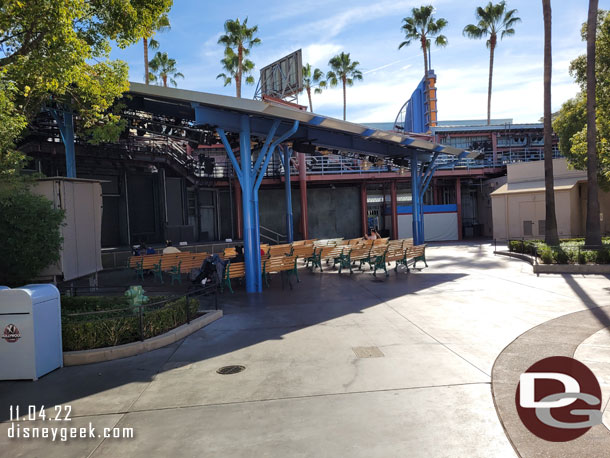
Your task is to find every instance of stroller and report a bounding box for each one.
[191,254,226,288]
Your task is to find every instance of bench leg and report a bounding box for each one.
[135,267,144,281]
[154,269,164,284]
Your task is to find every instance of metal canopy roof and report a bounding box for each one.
[128,82,477,162]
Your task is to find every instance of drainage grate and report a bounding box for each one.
[352,346,384,358]
[216,365,246,375]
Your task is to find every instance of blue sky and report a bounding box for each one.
[112,0,609,124]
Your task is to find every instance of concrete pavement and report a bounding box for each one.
[1,242,610,457]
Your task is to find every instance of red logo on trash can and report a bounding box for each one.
[1,324,21,343]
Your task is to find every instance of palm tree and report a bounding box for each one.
[144,14,171,85]
[217,48,256,96]
[542,0,559,245]
[301,63,326,112]
[326,53,363,120]
[399,5,448,81]
[148,52,184,87]
[217,18,261,98]
[463,2,520,125]
[585,0,601,246]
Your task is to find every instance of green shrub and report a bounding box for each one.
[538,245,553,264]
[595,248,610,264]
[0,184,64,286]
[61,296,130,313]
[553,247,570,264]
[61,295,199,351]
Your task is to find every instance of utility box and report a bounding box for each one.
[0,284,63,380]
[32,178,104,282]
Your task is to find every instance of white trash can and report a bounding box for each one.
[0,284,63,380]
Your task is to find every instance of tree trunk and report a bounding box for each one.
[542,0,559,246]
[237,44,243,98]
[487,35,496,126]
[585,0,601,246]
[421,35,430,128]
[421,35,428,80]
[162,75,167,87]
[144,38,149,84]
[342,77,346,120]
[307,86,313,112]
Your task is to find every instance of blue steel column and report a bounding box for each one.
[252,121,299,291]
[282,146,294,243]
[50,110,76,178]
[411,151,423,245]
[251,120,280,292]
[238,115,257,293]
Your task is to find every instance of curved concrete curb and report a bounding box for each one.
[494,251,534,265]
[495,250,610,274]
[534,264,610,274]
[63,309,223,366]
[491,306,610,457]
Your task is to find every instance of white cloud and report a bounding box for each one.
[302,43,342,67]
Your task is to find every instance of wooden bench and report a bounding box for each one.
[313,238,343,247]
[407,244,428,269]
[165,253,209,285]
[374,246,404,277]
[221,261,244,293]
[291,239,317,246]
[336,245,371,274]
[262,255,298,289]
[291,244,315,266]
[383,244,427,275]
[310,245,345,272]
[222,247,237,260]
[129,254,164,282]
[359,244,387,270]
[267,244,292,257]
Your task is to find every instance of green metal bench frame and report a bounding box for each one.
[133,259,145,281]
[372,249,389,277]
[169,260,182,285]
[262,256,298,289]
[153,259,164,283]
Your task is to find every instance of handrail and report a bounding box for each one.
[260,225,286,245]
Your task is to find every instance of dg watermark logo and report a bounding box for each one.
[515,356,602,442]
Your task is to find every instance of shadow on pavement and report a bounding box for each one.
[562,274,610,329]
[0,263,466,422]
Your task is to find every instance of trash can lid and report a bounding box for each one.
[17,284,60,304]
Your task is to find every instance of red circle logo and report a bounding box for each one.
[515,356,602,442]
[2,324,21,343]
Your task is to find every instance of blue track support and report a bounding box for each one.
[238,116,257,293]
[49,109,76,178]
[411,151,424,245]
[217,117,299,293]
[251,120,280,292]
[279,146,294,243]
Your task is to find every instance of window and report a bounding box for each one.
[538,220,546,236]
[523,220,533,236]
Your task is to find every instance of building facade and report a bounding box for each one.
[20,86,560,250]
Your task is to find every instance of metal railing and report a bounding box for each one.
[260,225,287,244]
[61,285,219,343]
[198,148,563,179]
[113,133,564,180]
